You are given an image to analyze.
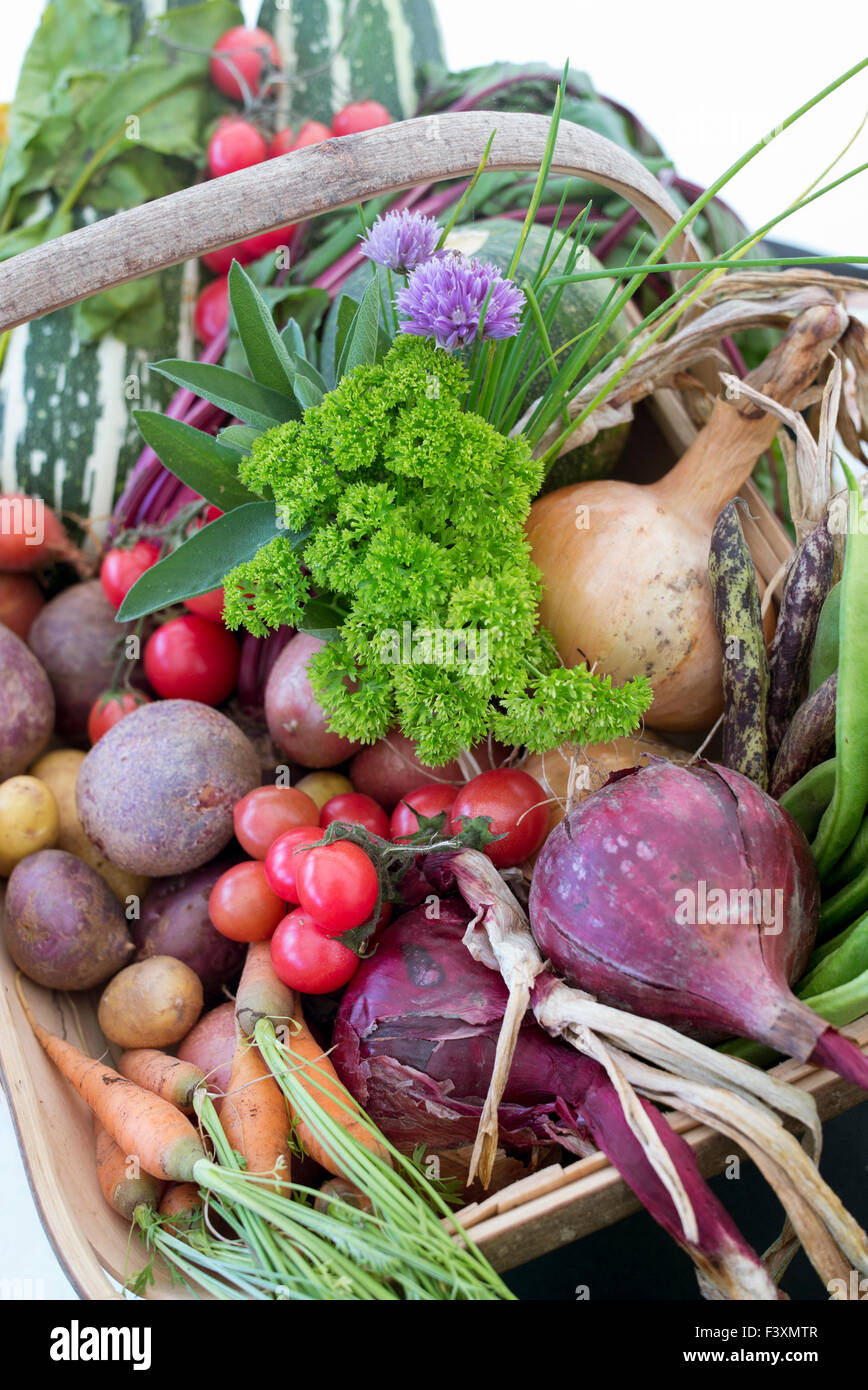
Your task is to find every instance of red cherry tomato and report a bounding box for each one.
[210,26,281,102]
[267,127,295,157]
[207,117,267,178]
[0,572,44,639]
[312,898,392,941]
[185,587,225,622]
[296,841,379,934]
[270,908,360,993]
[449,769,549,869]
[390,783,458,841]
[87,689,151,744]
[234,785,320,860]
[0,494,67,572]
[331,101,392,137]
[289,120,331,148]
[209,861,286,943]
[100,538,161,610]
[143,614,240,705]
[264,826,322,902]
[320,792,389,839]
[201,224,295,274]
[194,276,229,342]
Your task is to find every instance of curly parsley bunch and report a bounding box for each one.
[224,337,650,765]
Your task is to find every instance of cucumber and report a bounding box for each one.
[257,0,444,126]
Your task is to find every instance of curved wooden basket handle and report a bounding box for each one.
[0,111,699,333]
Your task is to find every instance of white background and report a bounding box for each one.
[0,0,865,1302]
[0,0,866,253]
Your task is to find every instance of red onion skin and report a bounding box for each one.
[528,761,842,1065]
[333,901,781,1296]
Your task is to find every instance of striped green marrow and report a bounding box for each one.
[0,0,209,521]
[257,0,444,126]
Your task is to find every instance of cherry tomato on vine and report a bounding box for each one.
[143,614,240,705]
[185,588,225,623]
[0,494,67,572]
[234,784,320,860]
[87,689,151,744]
[267,127,294,157]
[264,826,322,902]
[449,768,549,869]
[209,26,281,102]
[390,783,458,841]
[194,276,229,342]
[209,861,286,943]
[270,907,360,993]
[296,841,379,934]
[320,792,389,839]
[201,223,295,274]
[288,120,332,148]
[331,101,392,137]
[207,117,267,178]
[100,538,161,610]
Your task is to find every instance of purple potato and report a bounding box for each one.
[0,623,54,778]
[132,858,245,995]
[4,849,133,989]
[76,699,260,876]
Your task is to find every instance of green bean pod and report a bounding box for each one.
[778,757,836,839]
[767,517,834,753]
[799,966,868,1029]
[819,847,868,937]
[708,500,769,788]
[812,467,868,877]
[768,673,837,799]
[807,582,841,695]
[799,910,868,996]
[825,810,868,892]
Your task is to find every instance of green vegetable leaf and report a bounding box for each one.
[117,502,298,620]
[133,411,262,511]
[150,360,299,430]
[297,595,347,643]
[331,294,359,381]
[293,373,324,411]
[228,261,297,394]
[336,277,382,380]
[217,425,263,457]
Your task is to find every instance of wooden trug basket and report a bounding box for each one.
[0,113,865,1299]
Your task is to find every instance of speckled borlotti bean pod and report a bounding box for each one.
[708,500,769,788]
[770,672,838,799]
[767,518,835,755]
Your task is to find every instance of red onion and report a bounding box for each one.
[333,900,781,1299]
[529,760,868,1089]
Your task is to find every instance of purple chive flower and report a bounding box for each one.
[359,209,443,274]
[395,253,526,351]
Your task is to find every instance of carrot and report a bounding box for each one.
[118,1049,205,1113]
[235,940,296,1038]
[158,1182,205,1234]
[221,1026,292,1189]
[94,1118,164,1221]
[16,977,205,1182]
[284,1003,390,1176]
